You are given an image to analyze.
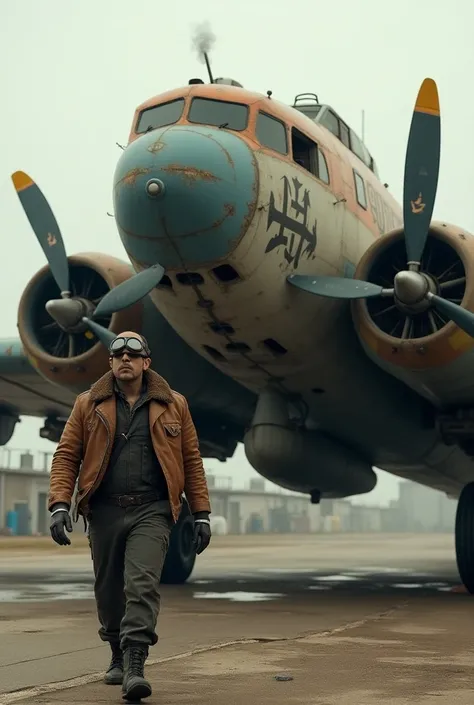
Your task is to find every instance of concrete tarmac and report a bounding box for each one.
[0,533,473,704]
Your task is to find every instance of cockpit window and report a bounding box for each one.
[136,98,185,134]
[188,98,248,131]
[256,112,288,154]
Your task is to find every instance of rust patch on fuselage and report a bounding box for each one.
[161,164,220,185]
[117,167,152,187]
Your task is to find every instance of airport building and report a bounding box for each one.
[203,474,320,533]
[0,447,458,536]
[0,449,320,536]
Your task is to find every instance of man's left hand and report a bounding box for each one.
[193,513,211,554]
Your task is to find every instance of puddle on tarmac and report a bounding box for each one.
[258,568,316,574]
[0,583,94,602]
[390,582,452,591]
[317,574,360,582]
[357,566,411,574]
[306,572,455,593]
[193,591,284,602]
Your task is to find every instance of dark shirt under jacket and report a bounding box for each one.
[92,381,169,501]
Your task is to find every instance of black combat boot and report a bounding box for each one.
[104,642,123,685]
[122,644,152,701]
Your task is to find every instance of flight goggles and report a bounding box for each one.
[109,336,149,357]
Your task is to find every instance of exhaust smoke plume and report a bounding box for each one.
[191,21,216,63]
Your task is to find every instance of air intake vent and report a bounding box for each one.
[226,342,251,353]
[203,345,226,362]
[262,338,287,356]
[212,264,240,283]
[157,275,172,289]
[176,272,204,285]
[209,322,235,335]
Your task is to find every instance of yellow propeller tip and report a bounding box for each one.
[415,78,439,117]
[11,170,34,192]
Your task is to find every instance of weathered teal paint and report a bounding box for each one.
[343,261,356,278]
[112,125,258,269]
[0,338,30,375]
[0,339,25,359]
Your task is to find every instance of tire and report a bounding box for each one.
[161,500,196,584]
[455,482,474,594]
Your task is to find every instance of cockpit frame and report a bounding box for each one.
[292,93,379,178]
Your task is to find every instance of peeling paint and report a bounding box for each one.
[161,164,220,185]
[114,124,257,267]
[207,203,236,233]
[117,167,152,187]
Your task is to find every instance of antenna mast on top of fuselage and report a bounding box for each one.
[203,52,214,83]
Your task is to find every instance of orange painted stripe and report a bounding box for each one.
[414,78,440,117]
[11,170,34,193]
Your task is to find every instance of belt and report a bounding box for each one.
[98,492,162,508]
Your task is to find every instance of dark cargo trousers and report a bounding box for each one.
[87,500,172,650]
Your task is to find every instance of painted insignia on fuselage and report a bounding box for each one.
[265,176,317,269]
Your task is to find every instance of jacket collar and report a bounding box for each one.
[89,369,174,405]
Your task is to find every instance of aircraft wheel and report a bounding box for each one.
[455,482,474,593]
[160,500,196,584]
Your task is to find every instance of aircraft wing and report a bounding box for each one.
[0,338,75,420]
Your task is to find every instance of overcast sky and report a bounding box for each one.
[1,1,473,505]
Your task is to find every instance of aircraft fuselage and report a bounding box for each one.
[105,82,473,497]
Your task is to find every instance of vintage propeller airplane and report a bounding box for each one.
[2,64,474,589]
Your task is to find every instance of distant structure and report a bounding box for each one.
[0,449,457,536]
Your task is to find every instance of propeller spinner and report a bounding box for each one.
[288,78,474,341]
[11,171,165,350]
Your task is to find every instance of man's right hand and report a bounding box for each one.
[50,503,73,546]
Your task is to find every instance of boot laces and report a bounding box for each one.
[129,648,145,676]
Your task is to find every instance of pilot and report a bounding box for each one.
[47,331,212,702]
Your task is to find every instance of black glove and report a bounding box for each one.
[193,512,211,555]
[50,503,73,546]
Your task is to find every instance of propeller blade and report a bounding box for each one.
[11,171,70,295]
[429,295,474,339]
[92,264,165,319]
[287,274,390,300]
[402,78,441,266]
[81,318,117,347]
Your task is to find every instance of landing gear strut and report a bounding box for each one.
[160,499,196,584]
[455,482,474,593]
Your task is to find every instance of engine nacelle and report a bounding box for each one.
[352,222,474,407]
[243,388,376,498]
[17,253,143,394]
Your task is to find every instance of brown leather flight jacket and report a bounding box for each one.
[48,369,211,523]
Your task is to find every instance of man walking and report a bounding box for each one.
[48,331,211,701]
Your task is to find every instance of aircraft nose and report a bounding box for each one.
[113,125,258,269]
